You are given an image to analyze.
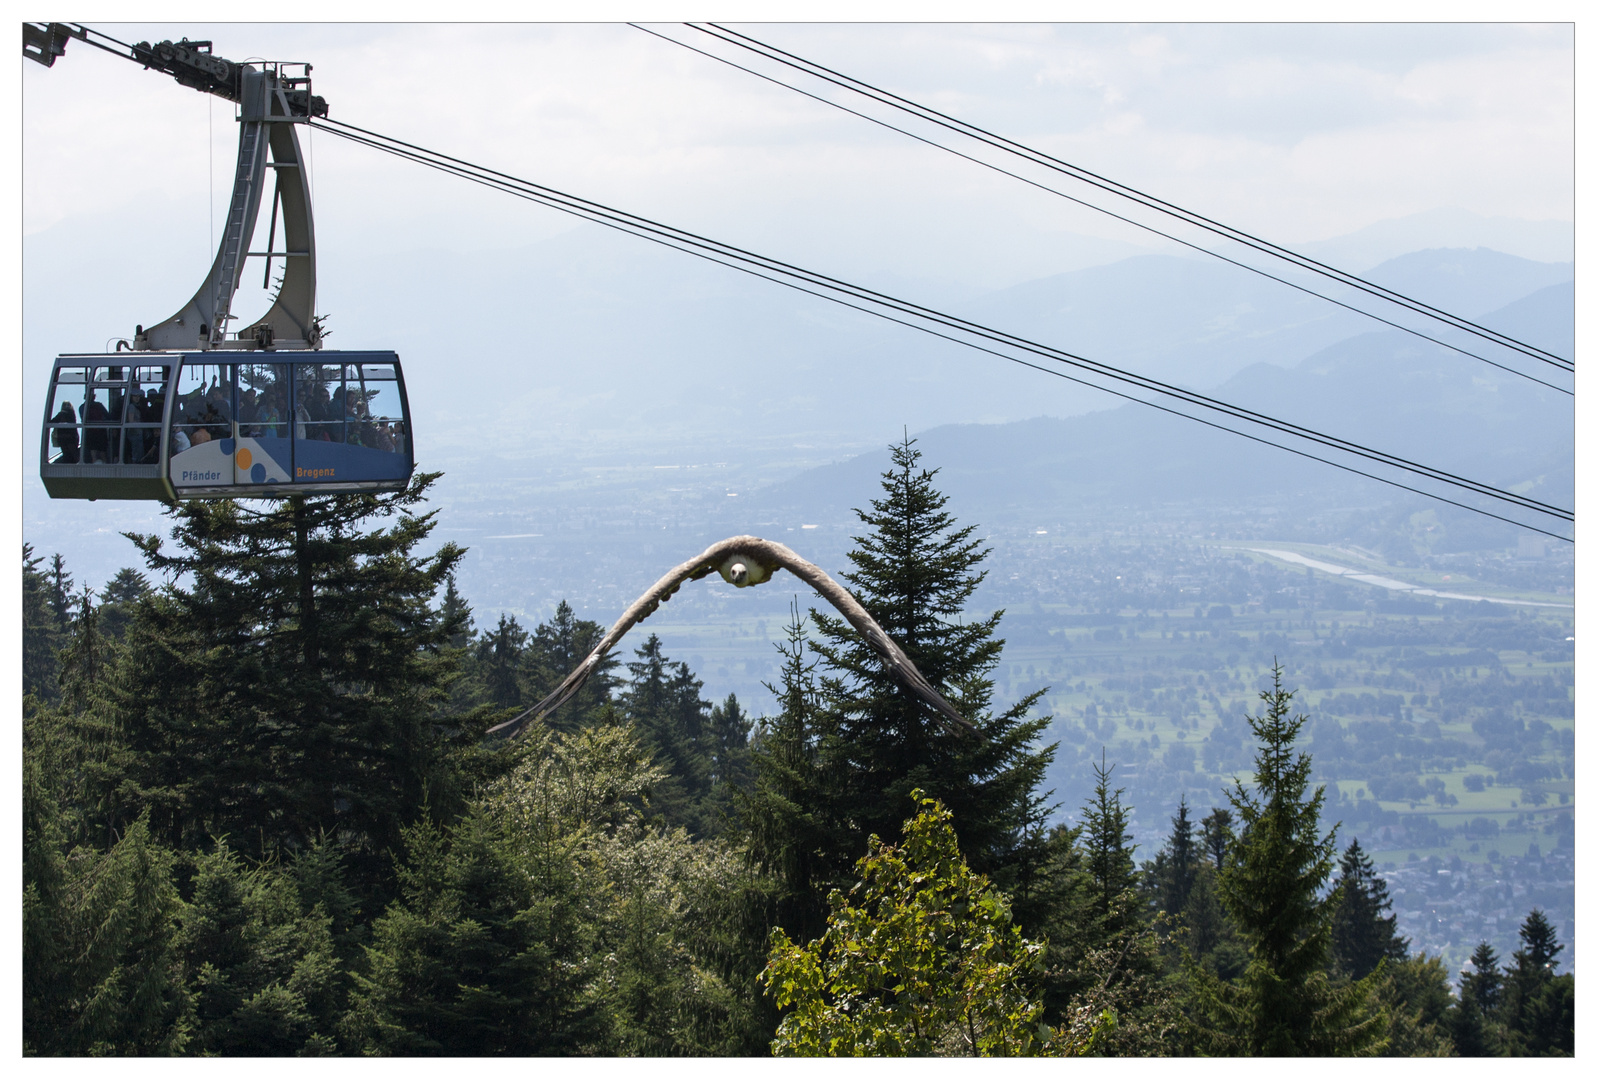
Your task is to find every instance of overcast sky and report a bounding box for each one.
[22,21,1573,296]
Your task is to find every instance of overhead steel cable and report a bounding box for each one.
[311,116,1571,536]
[684,22,1573,376]
[317,124,1571,543]
[632,23,1571,397]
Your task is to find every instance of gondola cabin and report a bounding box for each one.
[41,352,414,500]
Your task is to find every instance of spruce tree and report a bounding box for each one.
[1501,909,1573,1055]
[1514,974,1574,1057]
[1152,796,1199,919]
[1329,838,1408,980]
[1181,859,1244,976]
[1461,941,1503,1014]
[109,474,484,877]
[98,567,151,641]
[173,841,342,1054]
[58,587,107,716]
[525,600,618,731]
[23,544,62,702]
[1055,757,1181,1055]
[1510,908,1561,978]
[1190,663,1386,1055]
[42,587,142,849]
[24,742,190,1057]
[1200,807,1234,871]
[438,573,475,650]
[475,613,530,709]
[800,435,1054,885]
[342,806,603,1055]
[1373,954,1455,1056]
[699,693,754,833]
[1449,984,1494,1057]
[48,551,75,635]
[707,693,753,791]
[619,634,713,833]
[1081,754,1139,944]
[739,606,846,947]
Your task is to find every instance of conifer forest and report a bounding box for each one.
[22,442,1574,1056]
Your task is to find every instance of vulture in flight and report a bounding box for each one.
[487,535,972,739]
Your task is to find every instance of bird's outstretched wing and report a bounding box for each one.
[487,534,973,739]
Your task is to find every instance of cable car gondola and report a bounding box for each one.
[29,28,415,500]
[41,353,413,500]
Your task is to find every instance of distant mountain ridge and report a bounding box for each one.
[753,280,1572,537]
[22,206,1573,584]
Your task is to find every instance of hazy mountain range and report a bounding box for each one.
[762,276,1572,535]
[22,206,1573,588]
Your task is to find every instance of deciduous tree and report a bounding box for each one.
[762,792,1100,1057]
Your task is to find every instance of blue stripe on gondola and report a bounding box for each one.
[292,439,410,483]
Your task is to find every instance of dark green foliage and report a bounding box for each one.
[342,810,602,1055]
[174,842,341,1055]
[620,634,714,834]
[1330,838,1408,980]
[58,587,108,716]
[448,597,617,728]
[707,693,753,789]
[1148,797,1198,919]
[49,551,75,631]
[739,606,846,947]
[23,544,62,702]
[779,436,1054,890]
[24,753,190,1056]
[474,613,529,708]
[1005,817,1092,1012]
[1451,940,1504,1056]
[1180,859,1246,977]
[111,475,482,869]
[29,453,1573,1057]
[1374,954,1454,1056]
[1200,807,1234,871]
[701,692,754,827]
[1514,974,1574,1057]
[40,588,137,850]
[1081,754,1139,942]
[1500,909,1573,1056]
[1053,762,1185,1055]
[1510,908,1560,976]
[99,567,151,641]
[1449,984,1493,1057]
[1190,664,1386,1056]
[1462,941,1503,1013]
[525,599,618,731]
[438,573,474,649]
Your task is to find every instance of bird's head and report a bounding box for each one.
[718,552,773,588]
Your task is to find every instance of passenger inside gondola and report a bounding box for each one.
[83,395,112,463]
[50,400,79,463]
[122,390,148,464]
[258,389,283,436]
[238,387,259,427]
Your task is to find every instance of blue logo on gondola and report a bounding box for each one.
[219,438,235,454]
[251,463,266,483]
